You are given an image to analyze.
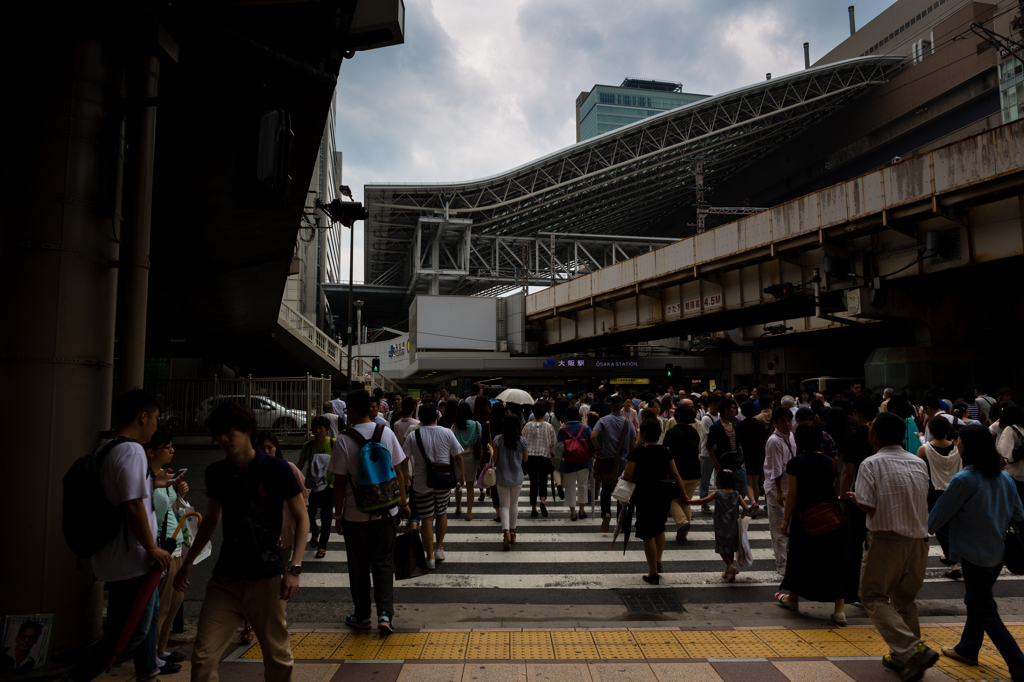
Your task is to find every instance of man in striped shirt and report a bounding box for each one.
[850,411,937,682]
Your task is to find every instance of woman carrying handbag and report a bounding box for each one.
[490,415,528,550]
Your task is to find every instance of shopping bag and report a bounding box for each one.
[394,529,429,580]
[477,462,491,489]
[176,500,212,565]
[611,478,635,504]
[736,516,753,568]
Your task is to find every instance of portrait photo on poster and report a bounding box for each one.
[1,614,53,672]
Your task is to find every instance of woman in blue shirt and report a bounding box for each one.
[928,425,1024,679]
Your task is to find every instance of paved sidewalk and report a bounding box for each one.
[98,622,1020,682]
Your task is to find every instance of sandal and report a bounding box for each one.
[240,625,255,643]
[726,567,738,583]
[775,592,798,611]
[315,549,326,559]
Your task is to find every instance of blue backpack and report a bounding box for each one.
[344,423,401,513]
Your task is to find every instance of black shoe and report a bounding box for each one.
[158,663,182,675]
[939,555,954,566]
[540,502,548,517]
[531,508,539,517]
[900,644,939,682]
[642,574,660,585]
[657,561,663,573]
[557,486,565,499]
[944,568,963,581]
[162,652,186,664]
[479,491,485,502]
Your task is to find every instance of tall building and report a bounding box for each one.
[575,78,709,142]
[284,93,343,336]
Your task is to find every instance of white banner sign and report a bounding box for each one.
[666,293,722,315]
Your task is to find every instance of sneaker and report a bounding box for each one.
[900,643,939,682]
[434,549,445,562]
[345,614,372,630]
[749,503,760,519]
[601,514,611,532]
[882,654,900,672]
[940,646,978,667]
[427,559,436,569]
[676,523,690,543]
[701,504,712,515]
[378,611,395,635]
[540,502,548,517]
[161,652,186,664]
[830,611,847,626]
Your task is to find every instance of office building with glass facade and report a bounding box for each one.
[575,78,709,142]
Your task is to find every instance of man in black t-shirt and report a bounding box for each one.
[175,402,307,682]
[662,406,702,543]
[590,389,611,419]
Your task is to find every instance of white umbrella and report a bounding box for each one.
[496,388,534,405]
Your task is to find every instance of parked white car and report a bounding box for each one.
[195,395,308,431]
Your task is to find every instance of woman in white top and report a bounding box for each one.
[996,403,1024,505]
[916,416,962,580]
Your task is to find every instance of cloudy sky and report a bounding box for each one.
[335,0,898,281]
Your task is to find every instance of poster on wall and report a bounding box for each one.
[1,614,54,672]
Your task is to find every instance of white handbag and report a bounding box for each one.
[611,478,635,504]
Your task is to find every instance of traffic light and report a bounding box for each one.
[371,357,380,373]
[665,363,673,378]
[763,324,792,335]
[763,282,794,299]
[317,198,369,227]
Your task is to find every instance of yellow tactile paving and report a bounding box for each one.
[468,631,511,646]
[553,643,600,659]
[681,643,733,658]
[674,630,722,644]
[551,631,595,645]
[638,642,689,659]
[511,631,552,645]
[794,628,847,642]
[591,631,637,644]
[510,644,555,659]
[381,632,429,646]
[427,632,469,646]
[420,644,468,659]
[239,625,1022,668]
[465,644,510,659]
[375,644,423,659]
[596,644,645,659]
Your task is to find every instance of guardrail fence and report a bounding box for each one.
[145,374,332,440]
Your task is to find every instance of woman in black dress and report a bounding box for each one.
[775,422,856,625]
[621,419,689,585]
[737,400,767,519]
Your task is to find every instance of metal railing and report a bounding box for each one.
[278,300,342,366]
[145,374,332,439]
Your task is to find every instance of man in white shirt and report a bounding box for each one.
[974,386,996,422]
[64,390,174,682]
[330,390,347,426]
[849,411,936,681]
[329,390,410,634]
[403,404,465,568]
[697,394,721,515]
[763,407,796,575]
[321,402,340,438]
[369,396,389,426]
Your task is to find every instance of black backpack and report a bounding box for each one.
[63,437,133,559]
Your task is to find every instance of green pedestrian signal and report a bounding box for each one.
[372,357,380,373]
[665,363,673,378]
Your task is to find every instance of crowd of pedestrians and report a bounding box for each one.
[62,380,1024,682]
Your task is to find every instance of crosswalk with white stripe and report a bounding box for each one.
[295,487,1017,604]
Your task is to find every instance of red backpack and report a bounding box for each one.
[562,424,590,464]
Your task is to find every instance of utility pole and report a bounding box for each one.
[346,223,354,389]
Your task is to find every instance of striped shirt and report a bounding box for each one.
[854,445,929,538]
[764,431,796,495]
[523,419,557,458]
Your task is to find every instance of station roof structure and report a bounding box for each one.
[362,56,905,298]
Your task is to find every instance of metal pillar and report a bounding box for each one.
[355,300,364,387]
[0,34,125,650]
[116,53,160,395]
[346,222,354,388]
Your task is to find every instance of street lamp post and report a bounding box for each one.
[355,300,364,387]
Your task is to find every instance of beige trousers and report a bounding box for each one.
[669,479,700,529]
[767,492,789,575]
[860,530,929,665]
[191,575,293,682]
[156,555,184,655]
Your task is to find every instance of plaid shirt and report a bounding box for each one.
[523,419,557,458]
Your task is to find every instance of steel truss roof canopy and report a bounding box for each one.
[364,56,905,297]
